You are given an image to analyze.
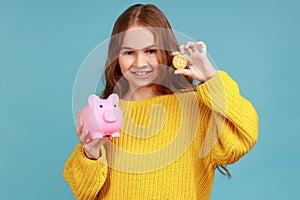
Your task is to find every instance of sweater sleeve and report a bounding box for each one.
[196,70,259,165]
[63,144,108,200]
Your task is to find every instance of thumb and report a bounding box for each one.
[174,69,192,77]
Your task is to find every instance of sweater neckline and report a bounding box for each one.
[119,90,196,107]
[119,93,173,105]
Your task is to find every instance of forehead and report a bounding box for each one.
[122,26,155,49]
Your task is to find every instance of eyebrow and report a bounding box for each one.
[120,45,156,50]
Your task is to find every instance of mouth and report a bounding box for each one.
[130,70,153,76]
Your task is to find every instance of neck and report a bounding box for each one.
[122,85,158,101]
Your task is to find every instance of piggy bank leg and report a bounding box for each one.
[90,132,103,140]
[111,132,120,138]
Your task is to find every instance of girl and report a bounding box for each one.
[63,4,258,200]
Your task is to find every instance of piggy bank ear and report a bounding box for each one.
[88,94,100,106]
[108,93,119,103]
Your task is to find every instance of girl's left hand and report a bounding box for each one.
[172,41,217,83]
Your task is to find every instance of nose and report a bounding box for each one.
[103,110,116,122]
[135,52,147,67]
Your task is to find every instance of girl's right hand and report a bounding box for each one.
[75,110,102,160]
[172,41,216,83]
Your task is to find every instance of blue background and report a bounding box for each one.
[1,0,299,199]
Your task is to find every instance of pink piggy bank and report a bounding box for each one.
[79,94,123,140]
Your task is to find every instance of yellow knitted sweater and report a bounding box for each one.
[63,71,258,200]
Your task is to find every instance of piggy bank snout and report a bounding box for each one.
[103,110,117,122]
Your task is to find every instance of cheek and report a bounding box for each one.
[118,57,131,75]
[150,54,160,65]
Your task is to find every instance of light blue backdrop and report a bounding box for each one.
[1,0,299,199]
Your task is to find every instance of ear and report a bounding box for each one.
[107,93,119,103]
[88,94,100,106]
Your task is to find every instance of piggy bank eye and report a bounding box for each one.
[114,104,117,107]
[99,105,103,108]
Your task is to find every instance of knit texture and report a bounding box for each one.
[63,71,259,200]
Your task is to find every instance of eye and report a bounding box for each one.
[146,49,157,54]
[114,104,117,107]
[123,50,134,55]
[99,105,103,108]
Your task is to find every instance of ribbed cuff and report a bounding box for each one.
[196,70,259,165]
[64,144,108,200]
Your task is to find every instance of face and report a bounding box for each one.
[118,25,160,92]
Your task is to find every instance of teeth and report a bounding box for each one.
[133,71,150,76]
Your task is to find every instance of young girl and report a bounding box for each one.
[63,4,258,200]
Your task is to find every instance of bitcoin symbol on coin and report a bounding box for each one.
[172,54,187,69]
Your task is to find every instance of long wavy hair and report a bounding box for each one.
[101,4,194,99]
[100,3,231,178]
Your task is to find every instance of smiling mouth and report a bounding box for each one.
[131,71,153,76]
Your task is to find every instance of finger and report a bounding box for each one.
[75,122,83,136]
[196,41,207,52]
[76,112,84,136]
[191,44,198,52]
[174,69,192,77]
[185,56,194,65]
[187,41,198,52]
[82,142,101,160]
[76,110,81,127]
[79,130,90,143]
[87,138,102,146]
[76,111,82,131]
[184,41,198,51]
[183,41,193,50]
[185,41,199,56]
[84,132,93,143]
[185,47,194,56]
[81,138,102,159]
[179,45,185,54]
[171,51,181,56]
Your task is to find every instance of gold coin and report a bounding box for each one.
[172,54,187,69]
